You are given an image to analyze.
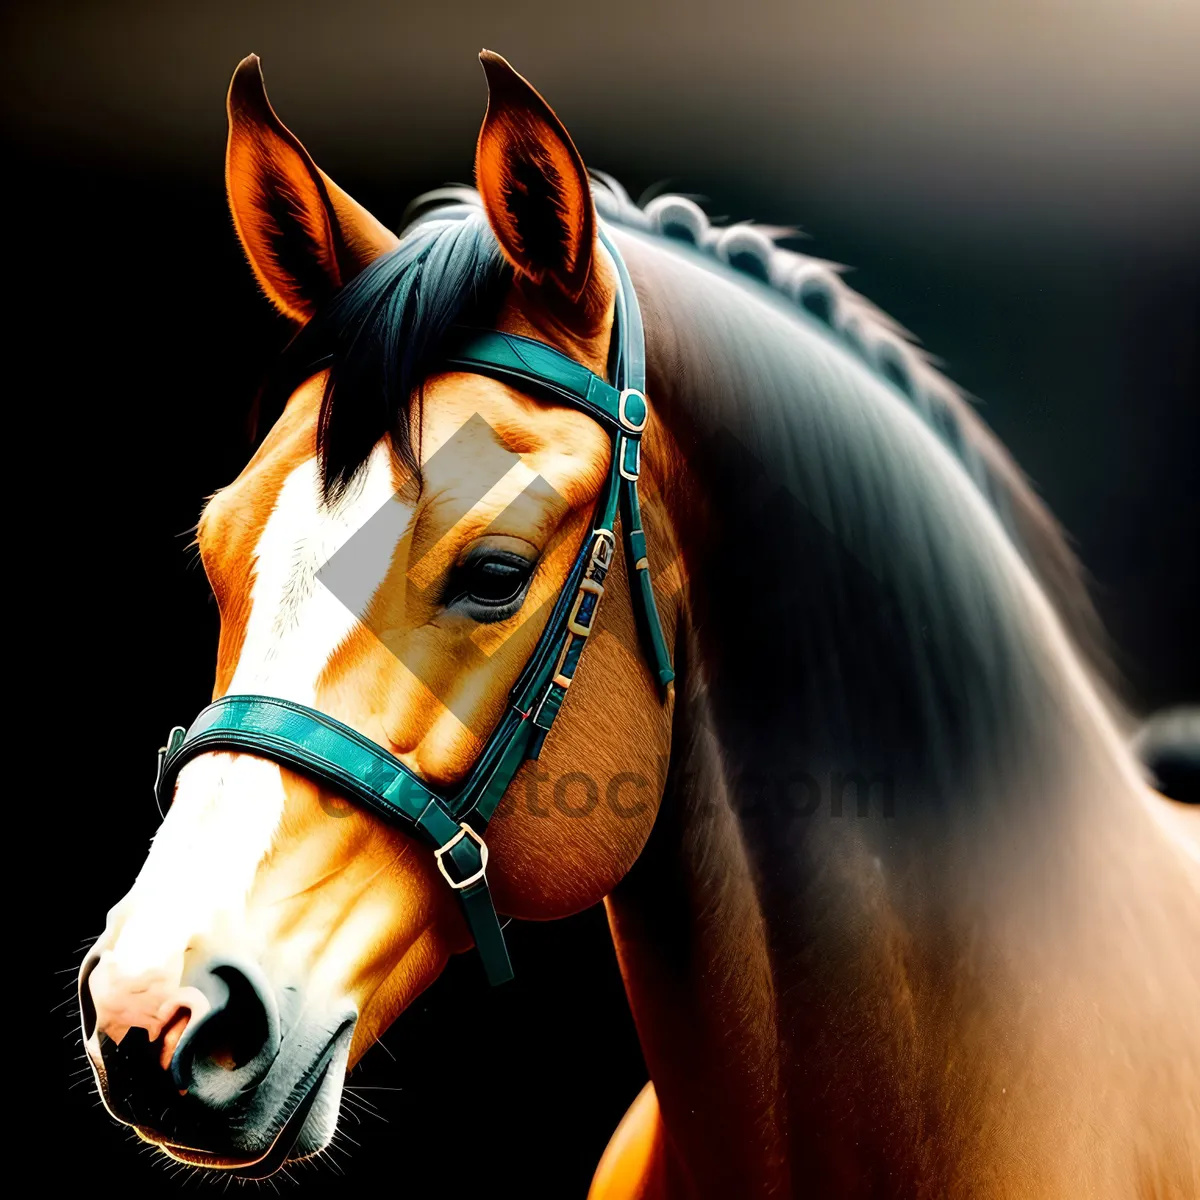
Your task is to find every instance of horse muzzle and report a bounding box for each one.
[79,950,355,1175]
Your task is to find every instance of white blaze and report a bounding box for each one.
[106,444,407,978]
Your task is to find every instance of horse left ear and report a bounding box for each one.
[475,50,597,304]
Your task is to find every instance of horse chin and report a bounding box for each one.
[138,1021,355,1180]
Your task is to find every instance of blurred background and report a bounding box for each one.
[7,1,1196,1193]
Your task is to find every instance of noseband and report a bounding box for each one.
[153,226,674,985]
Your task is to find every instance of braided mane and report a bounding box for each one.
[587,173,1112,682]
[589,176,1006,520]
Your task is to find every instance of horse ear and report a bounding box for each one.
[475,50,596,303]
[225,54,399,324]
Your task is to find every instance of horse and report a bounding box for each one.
[78,50,1200,1196]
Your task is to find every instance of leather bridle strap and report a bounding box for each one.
[153,695,514,980]
[153,222,673,986]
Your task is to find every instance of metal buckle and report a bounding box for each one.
[618,388,649,433]
[154,725,187,816]
[591,528,615,570]
[160,725,186,760]
[567,579,605,637]
[434,822,489,891]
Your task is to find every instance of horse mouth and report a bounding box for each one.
[136,1031,345,1178]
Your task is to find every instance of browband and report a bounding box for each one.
[154,224,674,985]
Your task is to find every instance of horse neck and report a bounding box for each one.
[620,481,1199,1197]
[621,246,1200,1188]
[604,653,791,1197]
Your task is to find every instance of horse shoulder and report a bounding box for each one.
[589,1082,689,1200]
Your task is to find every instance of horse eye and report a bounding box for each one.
[448,550,535,621]
[467,557,528,603]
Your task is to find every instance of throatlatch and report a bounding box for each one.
[154,224,674,986]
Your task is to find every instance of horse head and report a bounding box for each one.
[79,51,679,1174]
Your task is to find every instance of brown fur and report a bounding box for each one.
[83,51,1199,1196]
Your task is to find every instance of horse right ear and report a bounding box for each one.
[225,55,398,324]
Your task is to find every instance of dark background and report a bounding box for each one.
[9,1,1196,1193]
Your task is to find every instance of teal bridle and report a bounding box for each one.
[153,227,675,986]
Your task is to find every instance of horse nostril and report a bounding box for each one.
[171,960,280,1107]
[192,970,268,1069]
